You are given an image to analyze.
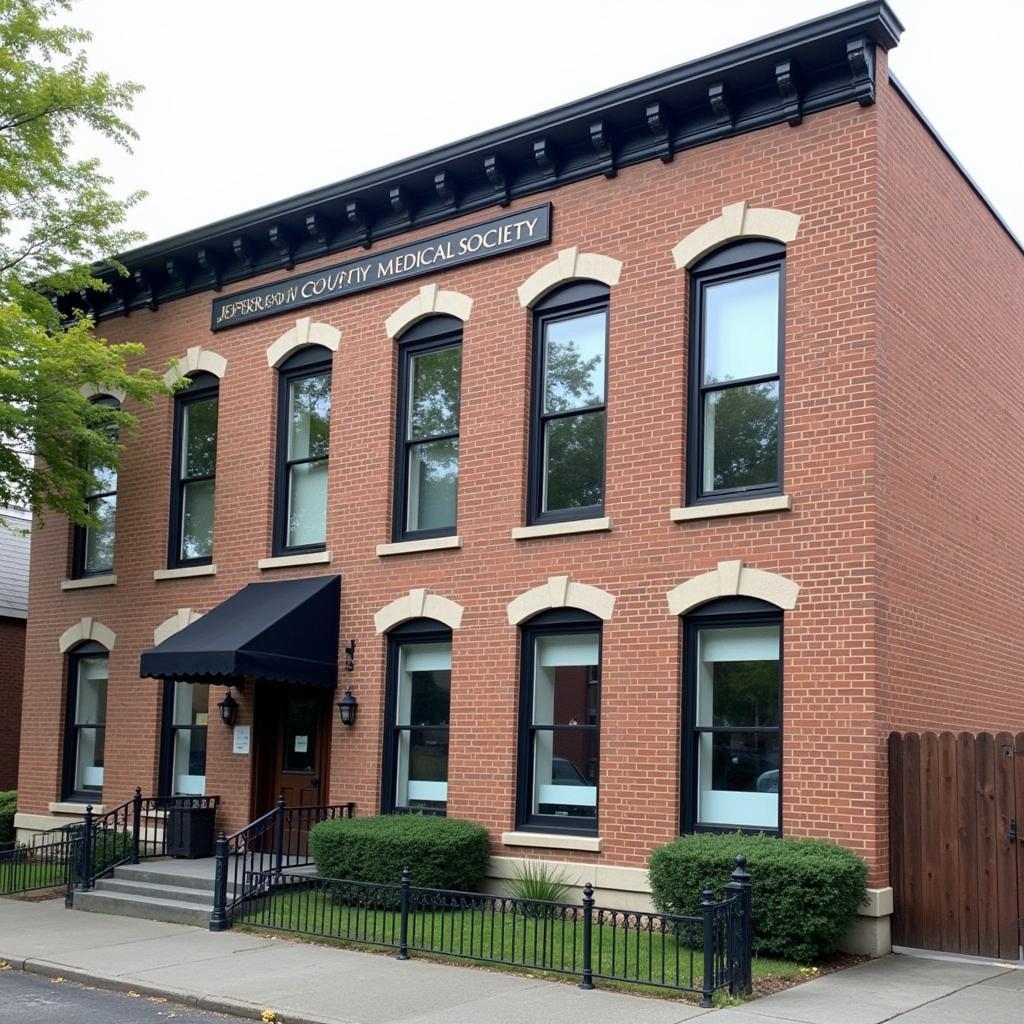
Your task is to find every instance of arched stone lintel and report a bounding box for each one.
[385,284,473,339]
[506,575,615,626]
[153,607,204,645]
[374,588,464,633]
[163,346,228,387]
[671,201,801,270]
[516,247,622,308]
[81,384,126,404]
[666,559,799,616]
[266,316,341,368]
[58,616,117,653]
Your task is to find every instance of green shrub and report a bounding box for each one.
[0,790,16,848]
[648,832,867,962]
[506,860,574,904]
[89,828,133,874]
[309,814,490,892]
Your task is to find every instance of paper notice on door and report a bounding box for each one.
[294,735,308,753]
[232,724,251,755]
[195,713,209,726]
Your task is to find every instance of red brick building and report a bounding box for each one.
[15,3,1024,955]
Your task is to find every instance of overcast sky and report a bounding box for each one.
[71,0,1023,246]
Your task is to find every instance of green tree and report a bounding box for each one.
[0,0,167,525]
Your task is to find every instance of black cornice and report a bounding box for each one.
[71,2,903,324]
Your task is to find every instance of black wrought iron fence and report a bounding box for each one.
[0,789,220,903]
[209,796,355,931]
[234,856,754,1002]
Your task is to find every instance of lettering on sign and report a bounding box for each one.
[211,205,552,330]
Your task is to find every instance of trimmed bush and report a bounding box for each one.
[0,790,16,848]
[309,814,490,892]
[648,832,867,961]
[90,827,134,874]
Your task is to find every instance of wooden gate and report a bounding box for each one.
[889,731,1023,960]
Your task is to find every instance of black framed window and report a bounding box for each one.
[62,642,108,800]
[528,282,609,525]
[159,681,210,796]
[169,372,219,567]
[381,619,451,815]
[274,346,332,555]
[682,598,782,834]
[393,317,462,541]
[517,609,601,834]
[72,396,119,577]
[687,241,785,505]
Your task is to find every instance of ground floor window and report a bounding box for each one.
[161,681,209,796]
[517,610,601,835]
[382,620,451,814]
[683,599,781,833]
[63,643,108,800]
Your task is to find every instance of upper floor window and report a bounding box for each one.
[63,642,108,800]
[682,598,782,834]
[528,282,608,525]
[73,396,119,577]
[393,317,462,541]
[687,241,784,505]
[382,619,451,815]
[274,346,332,554]
[517,609,602,835]
[169,372,219,567]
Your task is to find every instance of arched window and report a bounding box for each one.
[528,281,609,525]
[274,345,332,554]
[169,371,219,567]
[516,608,602,835]
[381,618,452,815]
[392,315,462,541]
[687,240,785,505]
[73,395,120,578]
[63,640,109,800]
[682,597,782,834]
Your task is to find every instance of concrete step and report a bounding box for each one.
[111,862,221,892]
[93,877,224,905]
[73,889,213,928]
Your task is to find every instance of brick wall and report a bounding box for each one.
[0,616,25,790]
[23,74,1015,890]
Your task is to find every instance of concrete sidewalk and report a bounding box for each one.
[0,897,1020,1024]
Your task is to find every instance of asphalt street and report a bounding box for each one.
[0,969,239,1023]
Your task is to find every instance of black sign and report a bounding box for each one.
[211,205,551,331]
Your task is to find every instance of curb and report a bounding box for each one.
[2,956,342,1024]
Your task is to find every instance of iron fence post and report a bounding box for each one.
[579,882,595,990]
[726,854,753,995]
[131,787,142,864]
[81,804,94,891]
[397,865,411,960]
[700,887,716,1008]
[210,832,229,931]
[273,794,286,878]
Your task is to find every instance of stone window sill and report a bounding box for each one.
[501,831,602,853]
[669,494,792,522]
[258,551,332,570]
[376,536,461,557]
[511,517,611,541]
[154,564,217,581]
[61,574,116,591]
[48,801,106,815]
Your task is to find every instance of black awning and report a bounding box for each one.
[140,575,341,687]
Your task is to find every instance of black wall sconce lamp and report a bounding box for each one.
[336,688,358,727]
[217,689,239,727]
[344,639,356,672]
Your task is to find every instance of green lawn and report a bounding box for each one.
[0,857,68,895]
[238,888,805,999]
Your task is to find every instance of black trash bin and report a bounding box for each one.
[165,805,216,858]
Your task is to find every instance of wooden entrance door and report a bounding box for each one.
[889,731,1023,960]
[253,684,333,827]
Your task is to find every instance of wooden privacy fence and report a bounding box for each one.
[888,731,1023,960]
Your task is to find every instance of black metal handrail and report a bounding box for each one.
[210,797,355,931]
[233,856,754,1001]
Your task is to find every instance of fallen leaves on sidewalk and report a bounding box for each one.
[50,976,64,983]
[0,960,10,971]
